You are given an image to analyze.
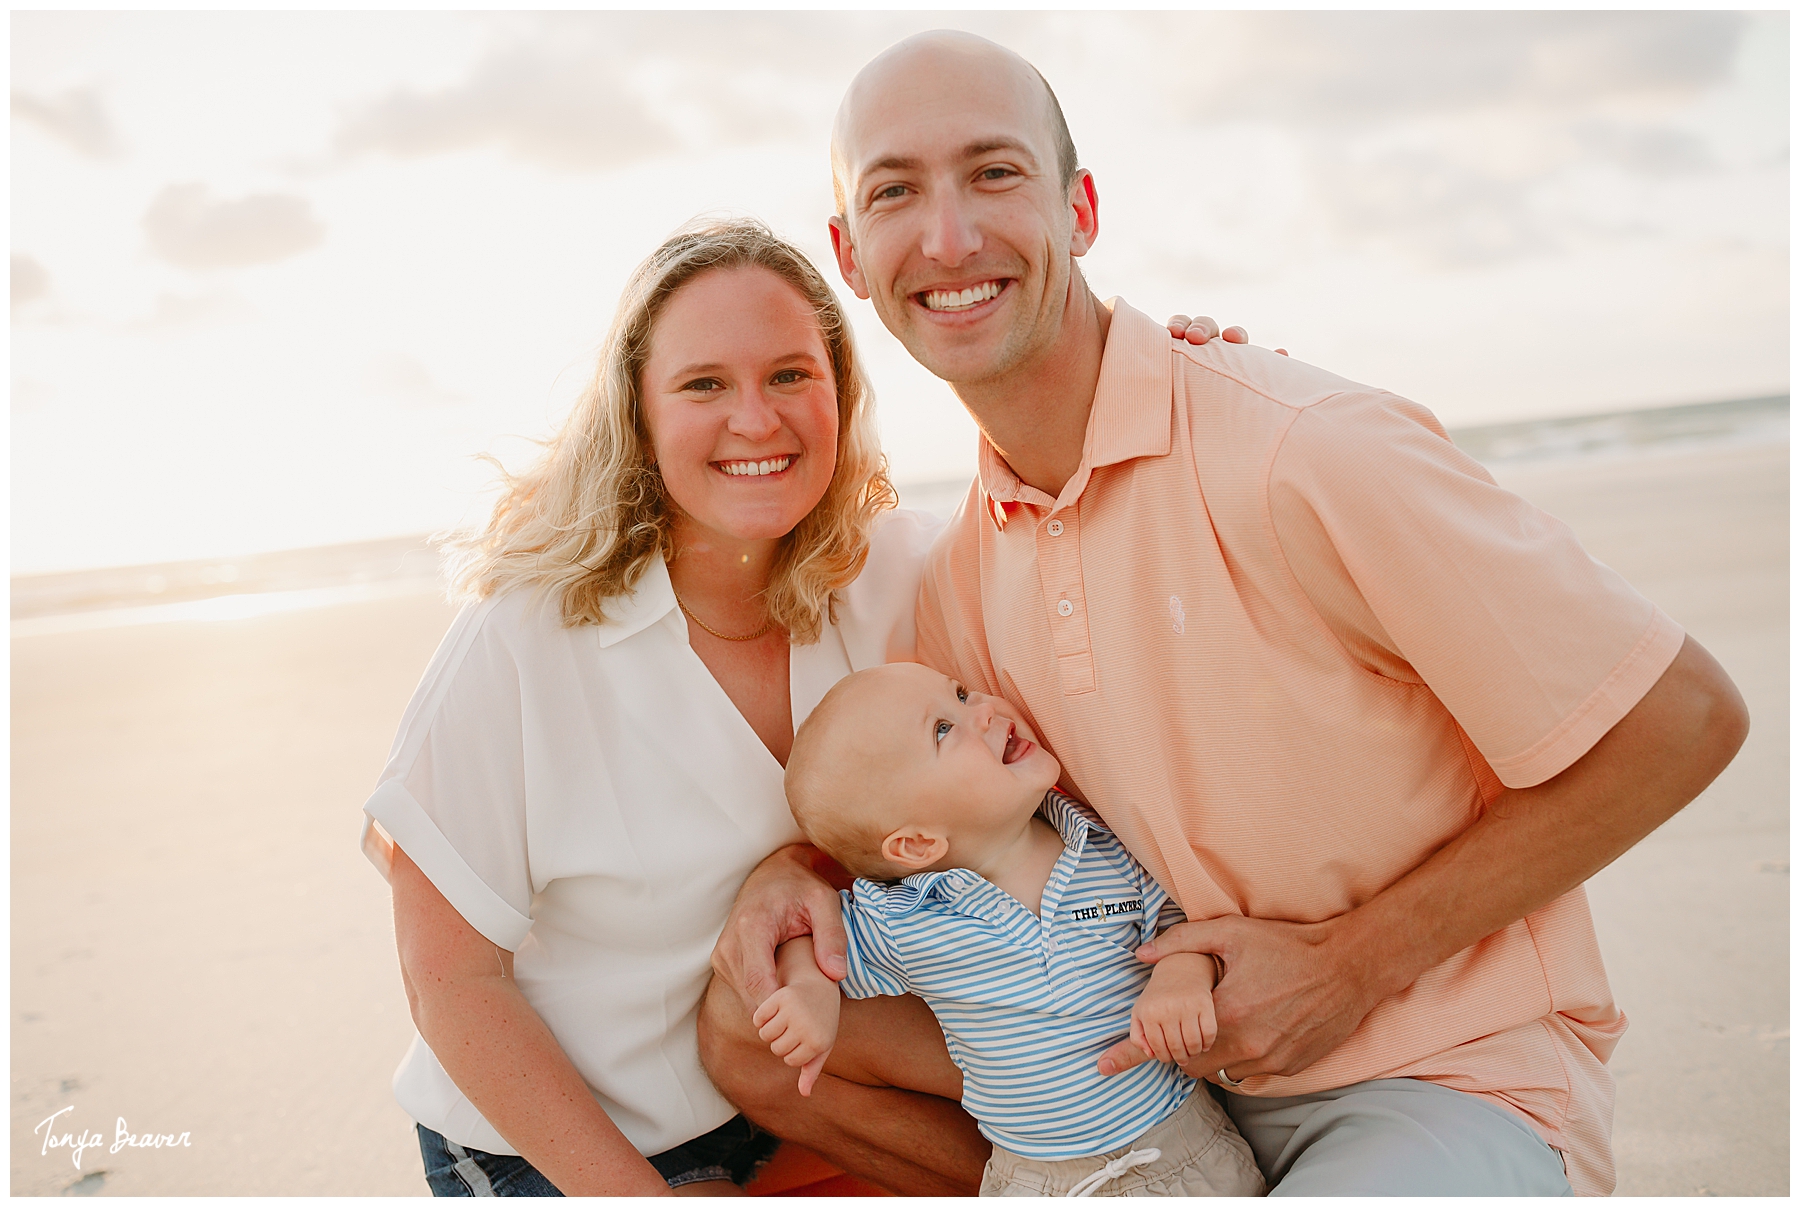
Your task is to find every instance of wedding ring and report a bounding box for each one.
[1215,1068,1246,1090]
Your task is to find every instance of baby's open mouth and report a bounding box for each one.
[1002,726,1033,765]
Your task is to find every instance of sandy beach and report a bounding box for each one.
[10,438,1786,1196]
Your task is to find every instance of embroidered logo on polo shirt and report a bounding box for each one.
[1169,596,1186,635]
[1066,897,1145,924]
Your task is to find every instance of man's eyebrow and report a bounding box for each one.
[863,154,923,176]
[962,137,1037,165]
[858,138,1038,179]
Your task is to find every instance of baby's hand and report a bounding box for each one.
[751,979,841,1096]
[1130,952,1218,1067]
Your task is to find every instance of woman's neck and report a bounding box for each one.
[665,518,782,625]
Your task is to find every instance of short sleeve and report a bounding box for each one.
[836,888,909,1000]
[360,599,535,950]
[1269,392,1685,789]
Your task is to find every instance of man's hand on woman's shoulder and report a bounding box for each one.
[711,843,849,1010]
[1164,314,1288,357]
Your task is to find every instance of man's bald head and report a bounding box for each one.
[831,31,1078,215]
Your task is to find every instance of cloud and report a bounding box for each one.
[1321,150,1552,268]
[334,27,684,169]
[142,184,325,270]
[1154,12,1748,125]
[334,14,848,170]
[337,41,678,169]
[13,256,51,307]
[1118,12,1754,272]
[1570,121,1716,177]
[129,291,254,333]
[11,87,121,158]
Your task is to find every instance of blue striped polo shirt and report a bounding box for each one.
[837,791,1198,1160]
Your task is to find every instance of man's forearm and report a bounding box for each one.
[1337,634,1748,1001]
[1137,635,1749,1083]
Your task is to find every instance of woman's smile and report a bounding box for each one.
[714,454,798,478]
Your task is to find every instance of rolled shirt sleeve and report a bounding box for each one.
[361,598,535,949]
[1267,391,1685,788]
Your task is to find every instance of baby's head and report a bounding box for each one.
[786,663,1061,881]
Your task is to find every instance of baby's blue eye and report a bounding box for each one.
[935,720,952,743]
[955,684,969,703]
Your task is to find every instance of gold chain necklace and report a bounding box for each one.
[674,592,777,642]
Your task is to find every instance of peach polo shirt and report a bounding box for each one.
[915,300,1685,1196]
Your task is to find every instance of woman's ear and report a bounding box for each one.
[881,828,949,871]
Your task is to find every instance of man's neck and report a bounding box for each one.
[955,281,1112,501]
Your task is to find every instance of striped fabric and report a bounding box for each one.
[837,790,1196,1161]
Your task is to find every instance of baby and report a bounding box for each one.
[756,663,1265,1197]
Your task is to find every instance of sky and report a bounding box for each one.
[11,11,1789,575]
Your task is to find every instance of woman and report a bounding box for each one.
[361,217,1241,1195]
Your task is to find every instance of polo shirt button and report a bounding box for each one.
[1057,599,1074,617]
[1047,519,1064,536]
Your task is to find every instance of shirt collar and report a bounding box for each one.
[977,298,1174,531]
[859,789,1109,917]
[590,555,680,649]
[1039,788,1108,851]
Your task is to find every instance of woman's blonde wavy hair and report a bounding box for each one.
[442,218,896,644]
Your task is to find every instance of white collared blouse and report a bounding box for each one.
[360,509,942,1158]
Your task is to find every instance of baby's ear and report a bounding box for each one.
[881,828,949,870]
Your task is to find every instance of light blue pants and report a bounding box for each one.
[1224,1077,1574,1196]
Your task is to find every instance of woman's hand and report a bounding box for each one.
[711,844,848,1011]
[1165,314,1288,357]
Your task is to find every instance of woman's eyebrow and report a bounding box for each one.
[670,351,822,378]
[668,361,728,378]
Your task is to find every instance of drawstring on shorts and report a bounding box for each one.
[1066,1147,1162,1197]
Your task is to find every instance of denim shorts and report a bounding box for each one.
[417,1115,781,1195]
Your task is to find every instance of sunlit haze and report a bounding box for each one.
[11,12,1788,574]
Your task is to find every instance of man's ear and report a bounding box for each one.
[828,215,871,300]
[1068,169,1100,258]
[881,827,949,871]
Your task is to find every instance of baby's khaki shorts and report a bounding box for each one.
[980,1086,1266,1197]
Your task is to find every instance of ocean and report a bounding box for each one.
[11,394,1786,638]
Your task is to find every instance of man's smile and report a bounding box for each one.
[919,279,1008,313]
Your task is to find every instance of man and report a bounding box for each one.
[700,31,1747,1196]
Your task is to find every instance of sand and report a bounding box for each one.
[10,440,1786,1196]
